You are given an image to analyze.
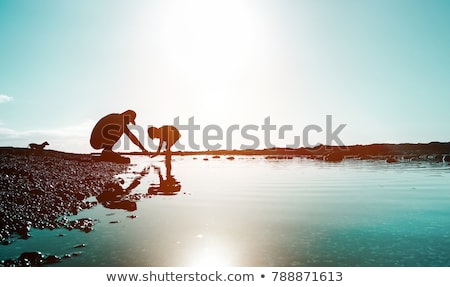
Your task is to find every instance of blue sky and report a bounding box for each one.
[0,0,449,153]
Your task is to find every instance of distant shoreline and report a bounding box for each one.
[2,141,450,163]
[121,142,450,162]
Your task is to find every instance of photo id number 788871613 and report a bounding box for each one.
[271,271,343,282]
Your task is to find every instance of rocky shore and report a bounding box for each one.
[0,148,128,248]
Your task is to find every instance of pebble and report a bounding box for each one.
[74,243,86,249]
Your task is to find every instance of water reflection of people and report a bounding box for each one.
[148,156,181,196]
[96,166,150,211]
[148,125,181,160]
[96,180,137,211]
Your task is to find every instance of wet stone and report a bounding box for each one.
[67,218,95,233]
[44,255,62,265]
[1,240,13,246]
[19,251,44,266]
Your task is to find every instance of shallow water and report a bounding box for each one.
[2,156,450,266]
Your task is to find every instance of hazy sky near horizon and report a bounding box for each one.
[0,0,449,153]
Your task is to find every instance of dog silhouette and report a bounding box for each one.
[29,141,49,150]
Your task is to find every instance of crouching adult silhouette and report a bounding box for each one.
[90,110,148,163]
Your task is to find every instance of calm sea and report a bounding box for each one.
[2,156,450,267]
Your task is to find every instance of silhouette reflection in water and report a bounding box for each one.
[148,153,181,196]
[97,156,182,211]
[96,182,137,211]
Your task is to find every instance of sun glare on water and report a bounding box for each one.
[188,246,234,267]
[184,234,235,267]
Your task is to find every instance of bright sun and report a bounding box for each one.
[158,0,263,71]
[153,0,273,107]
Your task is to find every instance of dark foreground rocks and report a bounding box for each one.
[0,148,128,244]
[1,249,85,266]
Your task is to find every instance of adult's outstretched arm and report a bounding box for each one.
[124,126,148,153]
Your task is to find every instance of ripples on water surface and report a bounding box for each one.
[2,156,450,266]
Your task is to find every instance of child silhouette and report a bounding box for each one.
[148,125,181,159]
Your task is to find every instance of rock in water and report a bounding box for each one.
[74,243,86,249]
[386,157,398,163]
[19,251,44,266]
[44,255,61,265]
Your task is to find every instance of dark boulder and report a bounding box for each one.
[19,251,44,266]
[44,255,61,265]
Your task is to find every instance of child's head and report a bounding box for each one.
[148,127,160,139]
